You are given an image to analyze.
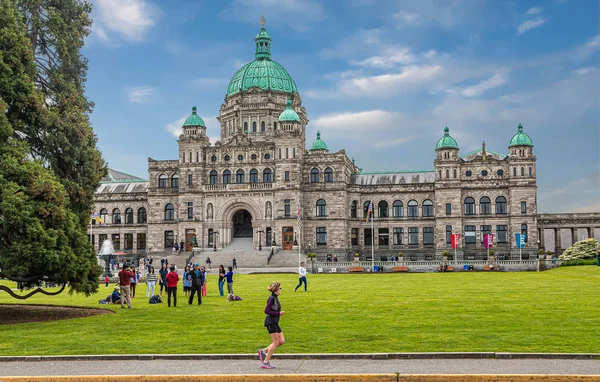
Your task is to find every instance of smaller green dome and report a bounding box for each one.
[509,123,533,147]
[183,106,205,127]
[278,99,300,122]
[435,126,459,150]
[310,131,328,151]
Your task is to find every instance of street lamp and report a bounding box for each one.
[257,229,264,251]
[213,231,219,251]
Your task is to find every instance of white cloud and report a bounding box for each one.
[165,116,186,138]
[447,72,509,97]
[526,7,543,15]
[312,110,402,131]
[351,47,416,68]
[93,26,110,43]
[576,35,600,59]
[93,0,158,43]
[127,86,155,103]
[165,113,220,141]
[517,17,548,34]
[394,10,421,25]
[572,67,596,75]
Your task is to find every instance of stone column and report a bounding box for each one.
[539,224,545,249]
[588,226,595,239]
[555,228,561,253]
[571,227,577,245]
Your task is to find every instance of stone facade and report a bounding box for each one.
[88,25,597,262]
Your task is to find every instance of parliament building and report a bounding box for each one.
[90,24,545,261]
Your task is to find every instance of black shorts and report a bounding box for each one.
[266,323,282,334]
[183,286,191,292]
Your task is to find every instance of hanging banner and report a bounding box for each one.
[451,233,461,249]
[484,233,494,249]
[516,233,526,248]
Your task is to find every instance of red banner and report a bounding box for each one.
[451,233,461,249]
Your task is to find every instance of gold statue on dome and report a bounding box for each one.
[260,15,265,27]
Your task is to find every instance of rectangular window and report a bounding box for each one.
[99,234,107,244]
[480,225,492,243]
[196,152,199,162]
[446,203,452,216]
[266,228,272,247]
[351,228,358,246]
[112,234,121,250]
[279,148,282,159]
[408,227,419,246]
[187,202,193,220]
[188,174,193,185]
[208,229,214,247]
[182,153,185,163]
[393,227,403,245]
[284,199,290,217]
[423,227,434,245]
[465,225,476,244]
[364,228,372,246]
[521,201,527,214]
[378,228,389,246]
[496,225,507,243]
[285,171,290,182]
[286,148,289,159]
[188,152,192,162]
[164,231,174,249]
[446,225,452,244]
[124,233,133,250]
[137,233,146,250]
[293,147,296,158]
[316,227,327,246]
[521,224,528,242]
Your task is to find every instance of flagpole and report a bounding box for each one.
[371,208,374,272]
[454,233,457,265]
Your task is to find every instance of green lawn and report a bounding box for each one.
[0,267,598,355]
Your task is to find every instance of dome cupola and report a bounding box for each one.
[278,99,300,122]
[183,106,205,127]
[435,127,459,150]
[310,131,328,152]
[509,123,533,147]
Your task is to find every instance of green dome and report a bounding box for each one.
[183,106,205,127]
[509,123,533,147]
[226,26,298,96]
[310,131,328,151]
[435,127,459,150]
[278,99,300,122]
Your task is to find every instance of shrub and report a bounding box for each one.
[441,251,448,256]
[560,259,598,267]
[558,238,599,261]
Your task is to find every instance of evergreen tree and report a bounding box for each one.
[0,0,101,298]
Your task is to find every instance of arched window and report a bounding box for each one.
[350,200,357,218]
[529,166,532,176]
[223,170,231,184]
[378,200,389,218]
[99,208,108,223]
[263,168,272,183]
[513,167,517,176]
[249,169,258,183]
[453,168,457,178]
[324,167,333,182]
[158,174,167,188]
[112,208,121,224]
[236,169,245,183]
[495,196,507,214]
[480,197,491,215]
[438,170,442,179]
[261,121,265,132]
[171,174,179,188]
[446,169,449,178]
[316,199,327,217]
[252,121,257,132]
[393,200,403,217]
[165,204,174,220]
[464,197,475,215]
[521,224,528,242]
[243,122,248,132]
[363,201,371,218]
[125,208,134,224]
[273,121,277,130]
[209,170,218,184]
[137,208,147,224]
[422,199,434,217]
[407,200,418,217]
[310,168,319,183]
[521,167,525,176]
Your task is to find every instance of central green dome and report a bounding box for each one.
[509,123,533,147]
[435,127,459,150]
[226,26,298,96]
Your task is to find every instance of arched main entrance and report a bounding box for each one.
[233,210,253,238]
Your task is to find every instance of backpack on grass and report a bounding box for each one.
[149,295,162,304]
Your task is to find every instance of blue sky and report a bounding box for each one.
[85,0,599,213]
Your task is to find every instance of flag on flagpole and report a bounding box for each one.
[366,200,373,223]
[451,233,461,249]
[91,211,105,225]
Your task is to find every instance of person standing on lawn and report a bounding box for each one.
[183,265,192,297]
[188,262,205,305]
[118,264,134,309]
[146,266,157,297]
[225,266,234,295]
[129,266,137,298]
[166,266,179,307]
[201,266,207,297]
[294,262,308,292]
[258,282,285,369]
[159,263,168,298]
[217,264,226,297]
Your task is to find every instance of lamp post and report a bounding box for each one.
[257,229,264,251]
[213,231,219,251]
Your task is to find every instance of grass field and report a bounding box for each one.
[0,266,598,355]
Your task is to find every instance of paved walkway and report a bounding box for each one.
[0,358,598,377]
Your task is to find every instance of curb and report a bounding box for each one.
[0,352,598,362]
[0,375,599,382]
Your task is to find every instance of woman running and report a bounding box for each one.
[258,282,285,369]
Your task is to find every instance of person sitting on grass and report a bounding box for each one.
[111,286,121,304]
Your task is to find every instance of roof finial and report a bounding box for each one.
[260,15,265,27]
[192,106,197,114]
[482,141,486,161]
[518,123,523,132]
[317,131,321,139]
[444,126,449,134]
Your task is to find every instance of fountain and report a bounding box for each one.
[98,239,116,277]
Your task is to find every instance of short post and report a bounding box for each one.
[213,231,219,252]
[256,229,264,251]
